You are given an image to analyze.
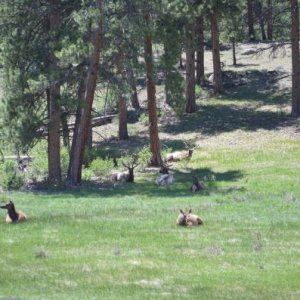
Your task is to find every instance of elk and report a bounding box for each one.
[186,209,203,226]
[156,173,174,187]
[165,141,195,162]
[18,156,32,172]
[191,176,205,192]
[176,209,188,226]
[111,155,139,183]
[176,209,203,226]
[0,200,27,223]
[165,149,193,162]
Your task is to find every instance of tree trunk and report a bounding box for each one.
[195,16,205,86]
[231,37,237,66]
[179,54,184,69]
[144,11,163,167]
[61,110,70,149]
[117,47,129,140]
[66,0,102,186]
[257,1,267,41]
[210,8,223,94]
[267,0,273,40]
[47,0,61,184]
[86,120,93,149]
[291,0,300,117]
[127,63,140,110]
[164,42,172,105]
[247,0,256,41]
[185,24,196,113]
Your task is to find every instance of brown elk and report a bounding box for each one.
[191,176,205,192]
[0,200,27,223]
[176,209,188,226]
[176,209,203,226]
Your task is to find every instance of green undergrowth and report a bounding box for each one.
[1,128,300,299]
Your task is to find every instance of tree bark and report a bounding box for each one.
[247,0,256,41]
[66,0,102,185]
[231,37,237,66]
[267,0,273,40]
[61,110,70,149]
[257,1,267,41]
[47,0,61,184]
[117,47,129,140]
[195,16,205,86]
[185,25,196,113]
[210,8,223,94]
[144,11,163,166]
[291,0,300,117]
[127,63,140,110]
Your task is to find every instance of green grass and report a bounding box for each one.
[1,83,300,299]
[1,130,300,299]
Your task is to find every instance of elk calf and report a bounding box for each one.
[0,200,27,224]
[176,209,203,226]
[176,209,188,226]
[186,209,203,226]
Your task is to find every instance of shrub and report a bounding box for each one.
[0,160,25,190]
[137,146,152,170]
[82,168,94,181]
[28,142,48,181]
[89,157,114,178]
[139,113,149,126]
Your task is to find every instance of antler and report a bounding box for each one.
[184,140,195,150]
[122,155,139,169]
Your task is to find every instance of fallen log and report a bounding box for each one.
[37,114,116,137]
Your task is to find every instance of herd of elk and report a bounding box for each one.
[1,143,205,226]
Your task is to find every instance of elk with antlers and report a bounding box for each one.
[111,155,139,183]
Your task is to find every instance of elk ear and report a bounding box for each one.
[180,209,184,214]
[10,200,13,204]
[188,209,192,213]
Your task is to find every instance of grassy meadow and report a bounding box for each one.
[1,43,300,299]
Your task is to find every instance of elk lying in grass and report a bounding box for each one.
[156,163,174,187]
[111,155,139,183]
[165,141,195,162]
[165,149,193,162]
[176,209,203,226]
[191,176,205,192]
[156,173,174,187]
[0,200,27,223]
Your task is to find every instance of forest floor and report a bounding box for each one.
[1,43,300,299]
[95,42,299,158]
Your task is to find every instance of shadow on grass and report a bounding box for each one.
[162,69,295,136]
[163,103,292,136]
[30,167,244,199]
[224,69,291,105]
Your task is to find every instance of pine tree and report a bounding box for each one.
[290,0,300,117]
